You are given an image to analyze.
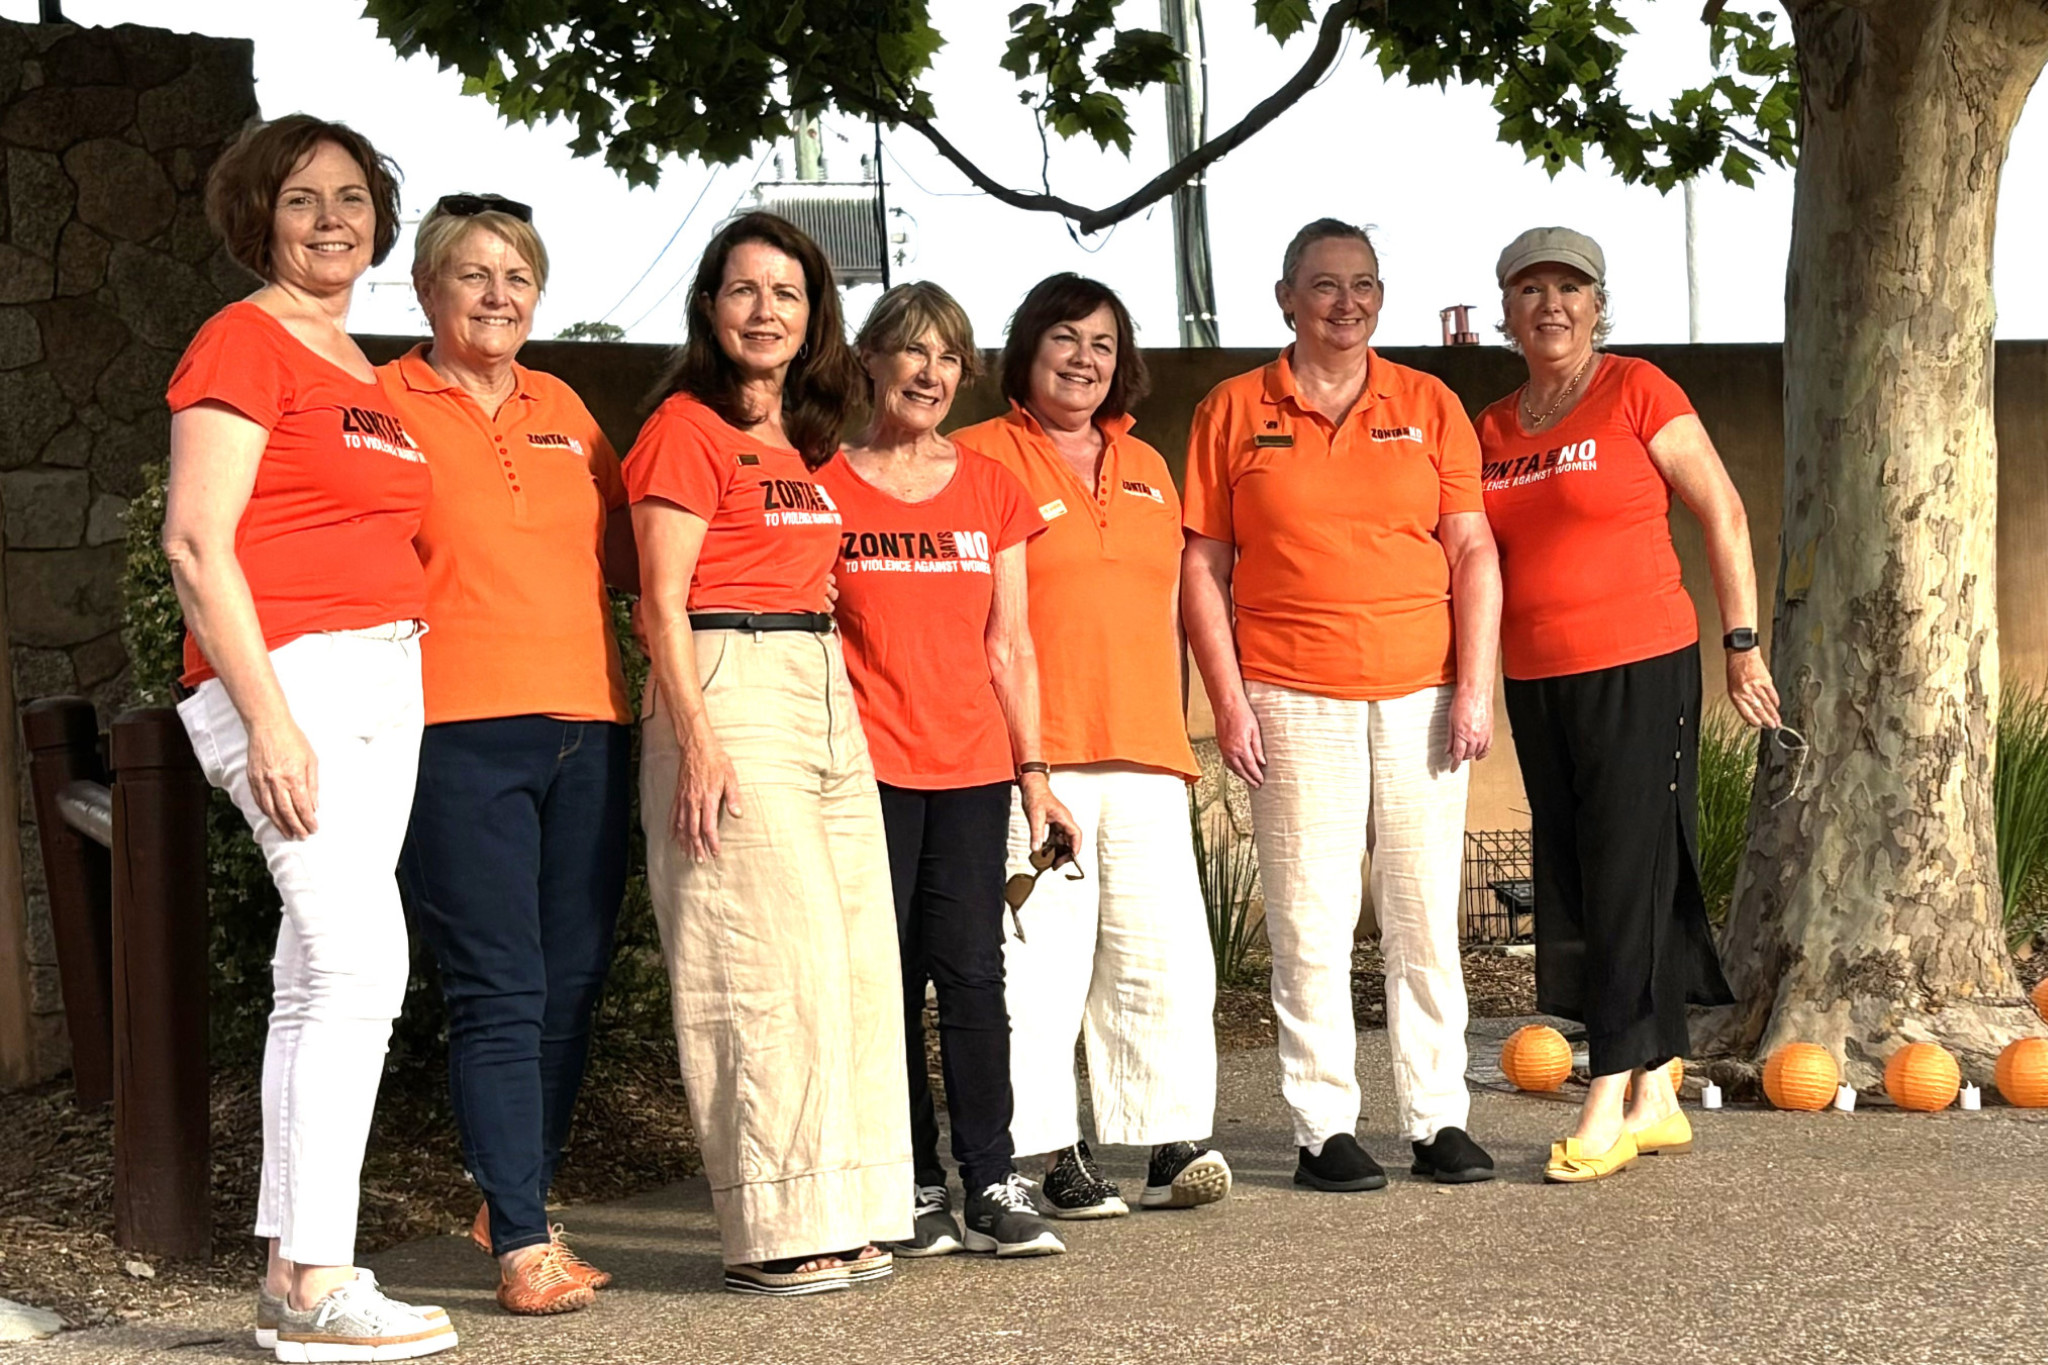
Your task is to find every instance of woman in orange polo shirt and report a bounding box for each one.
[1480,227,1778,1182]
[627,212,909,1295]
[378,196,634,1314]
[1183,219,1502,1193]
[819,281,1078,1259]
[954,274,1231,1221]
[162,115,454,1358]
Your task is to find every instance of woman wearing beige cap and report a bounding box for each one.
[1476,226,1780,1183]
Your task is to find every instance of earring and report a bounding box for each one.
[796,340,810,362]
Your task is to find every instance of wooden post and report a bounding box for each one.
[0,554,35,1090]
[21,698,114,1106]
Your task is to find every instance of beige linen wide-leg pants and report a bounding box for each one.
[1247,681,1472,1147]
[642,629,912,1266]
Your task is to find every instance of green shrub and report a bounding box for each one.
[1995,683,2048,952]
[1189,784,1262,986]
[1695,706,1757,924]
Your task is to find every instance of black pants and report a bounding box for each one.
[1504,646,1734,1077]
[878,781,1016,1193]
[399,716,631,1255]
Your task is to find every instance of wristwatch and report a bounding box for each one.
[1723,627,1759,652]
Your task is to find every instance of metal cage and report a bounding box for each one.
[1462,829,1534,943]
[741,182,887,285]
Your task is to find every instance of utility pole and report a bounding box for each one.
[1684,177,1702,342]
[1161,0,1219,347]
[796,115,825,182]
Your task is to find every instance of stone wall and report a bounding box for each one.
[1,18,256,1081]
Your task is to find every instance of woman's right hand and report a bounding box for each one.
[675,730,744,861]
[1215,693,1267,789]
[247,717,319,840]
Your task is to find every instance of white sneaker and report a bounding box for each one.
[272,1271,457,1362]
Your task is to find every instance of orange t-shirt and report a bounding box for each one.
[952,404,1199,781]
[817,448,1044,789]
[1182,349,1485,701]
[623,392,840,612]
[1477,354,1700,680]
[379,346,630,726]
[166,302,432,686]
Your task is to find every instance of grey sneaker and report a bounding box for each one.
[964,1173,1067,1257]
[255,1287,283,1350]
[272,1272,457,1362]
[892,1184,964,1257]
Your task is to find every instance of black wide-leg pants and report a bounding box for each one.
[1503,645,1735,1077]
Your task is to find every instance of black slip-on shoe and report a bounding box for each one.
[1409,1126,1497,1184]
[1293,1133,1388,1192]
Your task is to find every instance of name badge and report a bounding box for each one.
[1039,498,1068,520]
[736,453,760,466]
[1254,434,1293,448]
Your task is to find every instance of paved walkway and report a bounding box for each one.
[33,1028,2048,1365]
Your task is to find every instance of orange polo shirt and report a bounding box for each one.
[1182,349,1484,701]
[952,404,1199,781]
[379,346,630,726]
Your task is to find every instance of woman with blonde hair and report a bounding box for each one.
[820,281,1078,1258]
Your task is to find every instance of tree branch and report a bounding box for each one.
[869,0,1367,234]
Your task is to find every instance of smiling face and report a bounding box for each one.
[1025,303,1120,426]
[269,139,378,292]
[707,240,810,380]
[865,325,964,437]
[1277,236,1382,359]
[1502,264,1601,362]
[420,224,538,369]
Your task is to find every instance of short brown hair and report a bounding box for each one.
[998,274,1148,420]
[854,281,983,387]
[1280,218,1377,286]
[653,212,861,470]
[205,114,403,280]
[411,201,551,294]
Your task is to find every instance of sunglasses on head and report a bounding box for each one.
[434,193,533,223]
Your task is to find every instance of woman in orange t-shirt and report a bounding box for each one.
[953,274,1231,1220]
[378,197,634,1314]
[1479,227,1780,1183]
[625,213,908,1295]
[161,116,453,1358]
[819,281,1078,1260]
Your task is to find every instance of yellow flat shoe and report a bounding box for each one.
[1630,1109,1693,1155]
[1544,1130,1639,1183]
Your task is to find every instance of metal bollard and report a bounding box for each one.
[109,708,211,1260]
[21,698,114,1107]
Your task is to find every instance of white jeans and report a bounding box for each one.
[177,625,424,1267]
[1002,763,1217,1155]
[1247,681,1471,1145]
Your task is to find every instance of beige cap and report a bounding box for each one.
[1495,227,1606,287]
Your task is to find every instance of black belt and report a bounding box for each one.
[688,611,835,633]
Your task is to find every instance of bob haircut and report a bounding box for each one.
[411,200,550,294]
[205,113,403,280]
[653,211,860,470]
[854,281,984,386]
[998,273,1148,420]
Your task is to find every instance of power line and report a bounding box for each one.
[623,151,774,334]
[881,142,987,199]
[596,165,723,323]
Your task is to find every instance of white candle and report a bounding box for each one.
[1700,1082,1723,1110]
[1833,1084,1858,1113]
[1960,1083,1982,1111]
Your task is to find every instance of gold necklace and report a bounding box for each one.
[1521,351,1596,429]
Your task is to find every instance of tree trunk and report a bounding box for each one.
[1715,0,2048,1083]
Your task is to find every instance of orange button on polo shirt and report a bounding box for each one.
[1182,349,1484,701]
[953,404,1199,780]
[380,345,631,727]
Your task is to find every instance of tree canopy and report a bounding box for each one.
[365,0,1798,232]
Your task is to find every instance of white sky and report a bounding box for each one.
[21,1,2048,348]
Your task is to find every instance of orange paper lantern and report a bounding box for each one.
[1763,1042,1839,1111]
[2032,977,2048,1024]
[1500,1024,1573,1092]
[1884,1042,1962,1112]
[1624,1057,1685,1101]
[1994,1038,2048,1108]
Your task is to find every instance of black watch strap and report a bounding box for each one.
[1723,627,1759,652]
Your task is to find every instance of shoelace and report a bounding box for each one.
[912,1185,948,1218]
[983,1174,1036,1212]
[312,1281,414,1332]
[1069,1143,1114,1193]
[548,1224,599,1274]
[520,1245,580,1291]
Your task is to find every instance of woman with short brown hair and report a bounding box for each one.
[628,211,911,1295]
[164,113,454,1359]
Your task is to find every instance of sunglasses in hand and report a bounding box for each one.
[1003,825,1084,932]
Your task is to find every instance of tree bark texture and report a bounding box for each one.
[1717,0,2048,1083]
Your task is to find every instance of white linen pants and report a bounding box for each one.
[177,625,424,1267]
[1003,763,1217,1156]
[1247,681,1471,1146]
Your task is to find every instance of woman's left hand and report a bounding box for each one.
[1727,649,1782,729]
[1021,773,1083,861]
[1447,685,1493,766]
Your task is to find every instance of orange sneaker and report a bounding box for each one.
[469,1202,491,1254]
[497,1244,596,1316]
[473,1204,612,1291]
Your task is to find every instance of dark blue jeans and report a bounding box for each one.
[399,716,630,1256]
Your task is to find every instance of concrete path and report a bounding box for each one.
[31,1029,2048,1365]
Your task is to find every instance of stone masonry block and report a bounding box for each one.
[71,630,127,688]
[0,369,70,467]
[1,468,90,548]
[38,294,129,405]
[6,148,74,260]
[86,409,164,497]
[4,542,125,647]
[0,84,137,151]
[110,24,197,90]
[66,138,176,242]
[107,243,216,351]
[39,423,89,469]
[0,244,54,304]
[84,492,127,546]
[11,645,76,699]
[0,307,41,369]
[135,40,255,150]
[55,222,110,296]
